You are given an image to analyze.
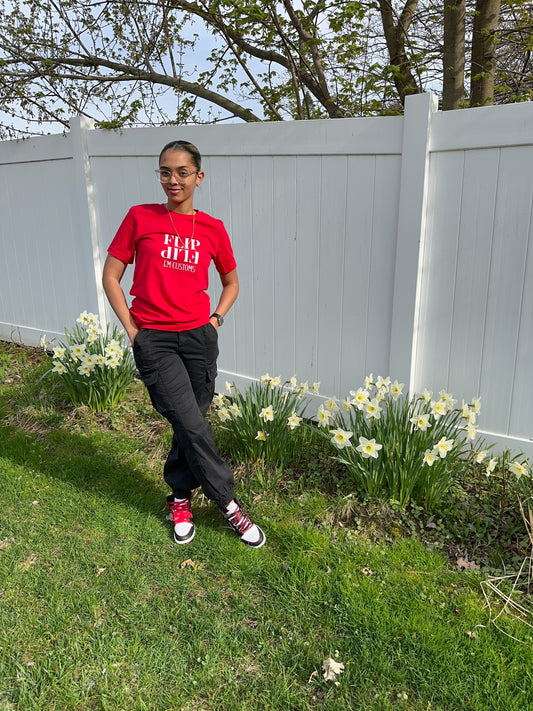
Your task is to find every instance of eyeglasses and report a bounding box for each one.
[155,168,198,183]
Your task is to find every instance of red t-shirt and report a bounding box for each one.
[107,204,236,331]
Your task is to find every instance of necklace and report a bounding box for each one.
[166,206,196,241]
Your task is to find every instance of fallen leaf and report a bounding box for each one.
[0,538,15,550]
[307,670,319,683]
[465,630,478,638]
[180,559,195,569]
[361,568,374,575]
[322,657,344,681]
[96,567,106,577]
[457,557,480,570]
[31,501,39,506]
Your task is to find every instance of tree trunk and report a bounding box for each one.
[470,0,502,106]
[442,0,466,110]
[378,0,422,106]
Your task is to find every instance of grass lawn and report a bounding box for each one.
[1,342,532,710]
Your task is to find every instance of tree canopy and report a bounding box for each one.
[0,0,531,137]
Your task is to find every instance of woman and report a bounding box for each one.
[102,140,265,548]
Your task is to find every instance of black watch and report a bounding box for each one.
[210,312,224,327]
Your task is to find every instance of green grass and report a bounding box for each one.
[1,342,533,710]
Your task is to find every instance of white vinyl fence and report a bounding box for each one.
[1,94,532,457]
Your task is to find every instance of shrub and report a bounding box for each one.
[47,311,136,412]
[316,374,486,510]
[211,373,317,468]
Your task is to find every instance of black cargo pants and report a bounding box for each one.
[132,324,235,508]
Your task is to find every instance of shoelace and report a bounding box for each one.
[164,499,192,525]
[224,505,253,535]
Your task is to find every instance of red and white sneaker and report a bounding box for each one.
[164,495,195,545]
[220,499,266,548]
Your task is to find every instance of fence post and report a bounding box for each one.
[388,92,438,391]
[70,116,108,330]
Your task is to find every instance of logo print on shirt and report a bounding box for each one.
[161,233,199,272]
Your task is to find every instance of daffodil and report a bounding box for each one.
[471,397,481,415]
[316,404,331,427]
[260,373,271,385]
[69,343,86,358]
[299,381,309,394]
[225,381,233,393]
[356,436,382,459]
[376,375,391,392]
[52,361,67,374]
[435,437,454,458]
[466,425,477,440]
[423,449,437,466]
[430,400,447,420]
[474,450,488,464]
[229,404,241,417]
[311,382,321,395]
[485,458,497,476]
[259,405,274,422]
[410,413,431,431]
[461,400,471,418]
[341,397,352,412]
[255,431,268,441]
[390,380,404,400]
[290,375,298,390]
[330,428,353,450]
[287,412,302,430]
[509,461,530,479]
[270,375,281,389]
[213,393,226,407]
[105,356,120,369]
[438,390,457,410]
[53,346,66,360]
[350,387,369,410]
[218,407,231,422]
[421,388,433,403]
[78,363,93,376]
[325,396,338,411]
[363,373,374,389]
[365,398,382,420]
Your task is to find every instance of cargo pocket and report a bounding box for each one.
[133,330,159,387]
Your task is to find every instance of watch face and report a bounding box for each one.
[217,315,224,326]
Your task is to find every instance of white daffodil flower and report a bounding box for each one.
[421,388,433,403]
[53,346,66,360]
[474,450,488,464]
[70,343,86,358]
[365,398,382,420]
[52,361,67,374]
[287,412,302,430]
[466,425,477,440]
[471,397,482,415]
[509,461,530,479]
[350,388,370,410]
[229,404,242,417]
[78,363,93,376]
[423,449,437,466]
[260,373,271,384]
[311,382,321,395]
[270,376,282,389]
[461,400,471,418]
[225,381,233,393]
[485,458,497,476]
[213,393,226,407]
[356,436,382,459]
[435,437,454,458]
[438,390,457,410]
[325,396,338,412]
[341,397,352,412]
[410,413,431,431]
[430,400,447,420]
[255,431,268,441]
[290,375,298,390]
[376,375,391,392]
[218,407,231,422]
[299,381,309,394]
[390,380,404,400]
[259,405,274,422]
[330,428,353,450]
[316,404,331,427]
[363,373,374,389]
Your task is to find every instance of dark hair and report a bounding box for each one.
[159,140,202,171]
